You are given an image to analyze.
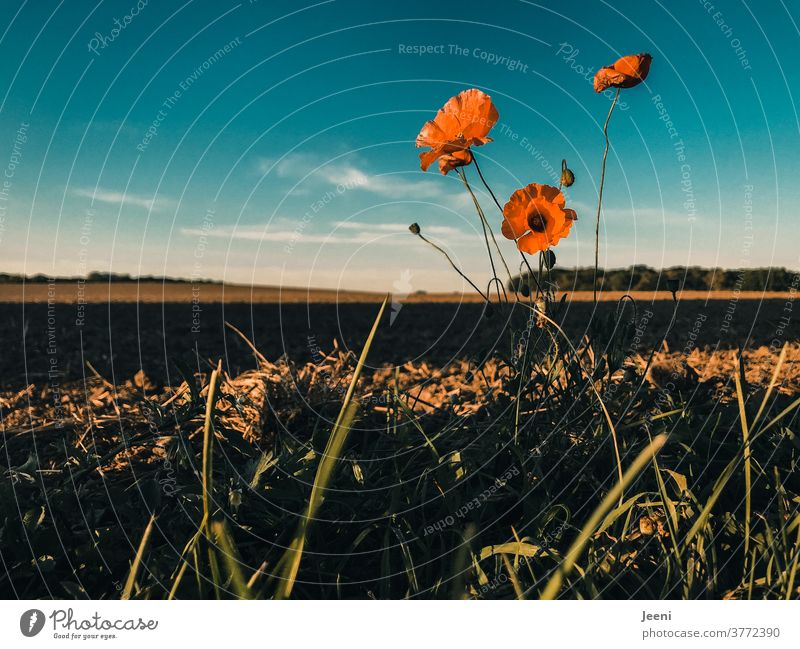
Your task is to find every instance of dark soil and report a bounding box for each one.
[1,297,796,390]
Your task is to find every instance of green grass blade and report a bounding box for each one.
[201,360,224,598]
[202,360,223,532]
[734,361,752,566]
[211,520,253,599]
[752,342,787,431]
[539,434,667,600]
[785,517,800,600]
[274,295,389,599]
[121,513,156,600]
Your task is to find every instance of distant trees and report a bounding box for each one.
[508,266,799,293]
[0,272,214,284]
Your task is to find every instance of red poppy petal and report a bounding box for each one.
[419,148,442,172]
[594,66,627,92]
[517,231,549,254]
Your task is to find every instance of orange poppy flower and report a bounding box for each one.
[416,88,499,175]
[501,183,576,253]
[594,53,652,93]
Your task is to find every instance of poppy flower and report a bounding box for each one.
[416,88,498,175]
[501,183,576,253]
[593,53,652,93]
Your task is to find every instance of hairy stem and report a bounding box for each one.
[415,231,491,303]
[458,168,508,301]
[593,88,620,304]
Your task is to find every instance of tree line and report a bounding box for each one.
[509,266,799,293]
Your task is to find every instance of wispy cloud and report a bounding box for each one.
[179,222,471,246]
[571,201,691,225]
[318,164,450,201]
[72,187,173,211]
[257,154,471,204]
[333,220,465,237]
[180,225,405,245]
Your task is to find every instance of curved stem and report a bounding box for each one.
[415,231,490,303]
[472,154,504,213]
[459,168,511,301]
[593,88,620,305]
[470,157,515,282]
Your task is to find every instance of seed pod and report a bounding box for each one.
[560,159,575,187]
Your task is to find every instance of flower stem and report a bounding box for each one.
[414,231,490,303]
[471,154,504,212]
[473,154,546,300]
[593,87,620,305]
[458,168,509,302]
[468,156,522,290]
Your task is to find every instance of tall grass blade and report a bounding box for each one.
[684,384,800,548]
[202,360,223,530]
[274,295,389,599]
[211,520,253,599]
[752,342,787,431]
[202,360,223,597]
[539,434,667,600]
[167,527,204,600]
[121,513,156,600]
[785,518,800,600]
[734,360,752,566]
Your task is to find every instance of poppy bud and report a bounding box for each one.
[519,283,530,297]
[409,223,421,235]
[560,159,575,187]
[542,249,556,269]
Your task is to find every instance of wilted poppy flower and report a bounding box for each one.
[416,88,498,175]
[501,183,576,253]
[593,53,652,93]
[437,150,473,174]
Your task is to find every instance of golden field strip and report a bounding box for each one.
[0,281,790,304]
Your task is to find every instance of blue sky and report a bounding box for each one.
[0,0,798,291]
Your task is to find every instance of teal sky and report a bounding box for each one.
[0,0,797,291]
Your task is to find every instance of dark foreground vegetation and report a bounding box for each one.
[1,298,799,599]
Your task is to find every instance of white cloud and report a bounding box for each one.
[179,221,473,247]
[179,225,413,246]
[257,153,316,179]
[571,201,690,225]
[333,220,465,237]
[256,154,473,204]
[72,187,172,211]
